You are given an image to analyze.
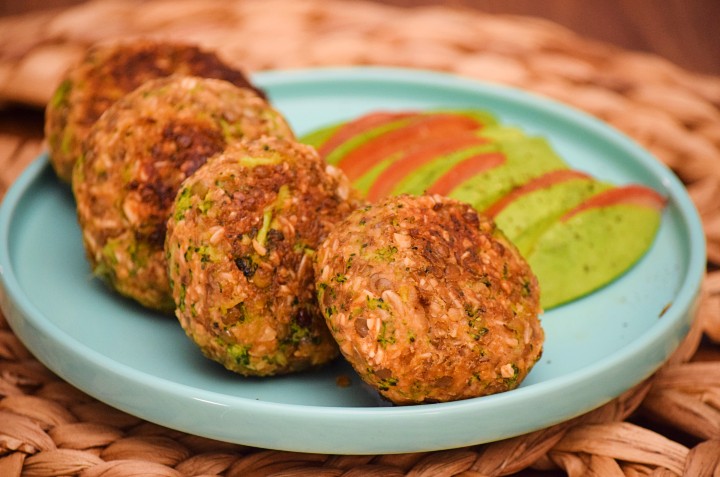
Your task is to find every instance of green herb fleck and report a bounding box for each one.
[522,279,533,297]
[378,376,399,391]
[367,296,390,311]
[470,327,488,341]
[256,185,290,248]
[225,342,251,367]
[199,198,213,214]
[503,364,520,386]
[50,79,72,109]
[287,321,311,344]
[177,283,187,312]
[174,187,193,221]
[377,320,396,348]
[345,253,356,270]
[376,245,398,262]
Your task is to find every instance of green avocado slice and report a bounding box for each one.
[385,141,501,197]
[302,109,667,311]
[493,176,613,255]
[301,123,340,149]
[351,125,523,198]
[447,136,569,211]
[301,109,498,163]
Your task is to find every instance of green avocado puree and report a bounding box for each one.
[528,204,662,309]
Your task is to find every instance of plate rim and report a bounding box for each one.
[0,66,707,454]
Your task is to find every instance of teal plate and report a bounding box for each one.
[0,67,706,454]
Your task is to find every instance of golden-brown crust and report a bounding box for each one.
[165,136,360,376]
[315,194,544,404]
[73,75,293,312]
[45,39,264,182]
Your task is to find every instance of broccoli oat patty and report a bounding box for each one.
[46,39,264,182]
[315,194,543,404]
[73,76,293,312]
[165,137,359,376]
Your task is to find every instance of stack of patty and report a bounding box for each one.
[53,39,544,403]
[73,74,294,312]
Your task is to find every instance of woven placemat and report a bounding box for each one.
[1,1,720,475]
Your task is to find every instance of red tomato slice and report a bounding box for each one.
[366,133,489,201]
[426,152,506,196]
[561,184,666,222]
[484,169,591,218]
[337,113,484,181]
[317,111,416,157]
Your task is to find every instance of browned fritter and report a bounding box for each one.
[73,75,293,313]
[315,194,544,404]
[45,39,264,182]
[165,137,360,376]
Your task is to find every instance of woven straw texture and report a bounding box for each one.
[1,1,720,475]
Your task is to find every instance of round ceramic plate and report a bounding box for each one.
[0,67,705,454]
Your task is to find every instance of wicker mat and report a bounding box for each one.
[2,0,720,475]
